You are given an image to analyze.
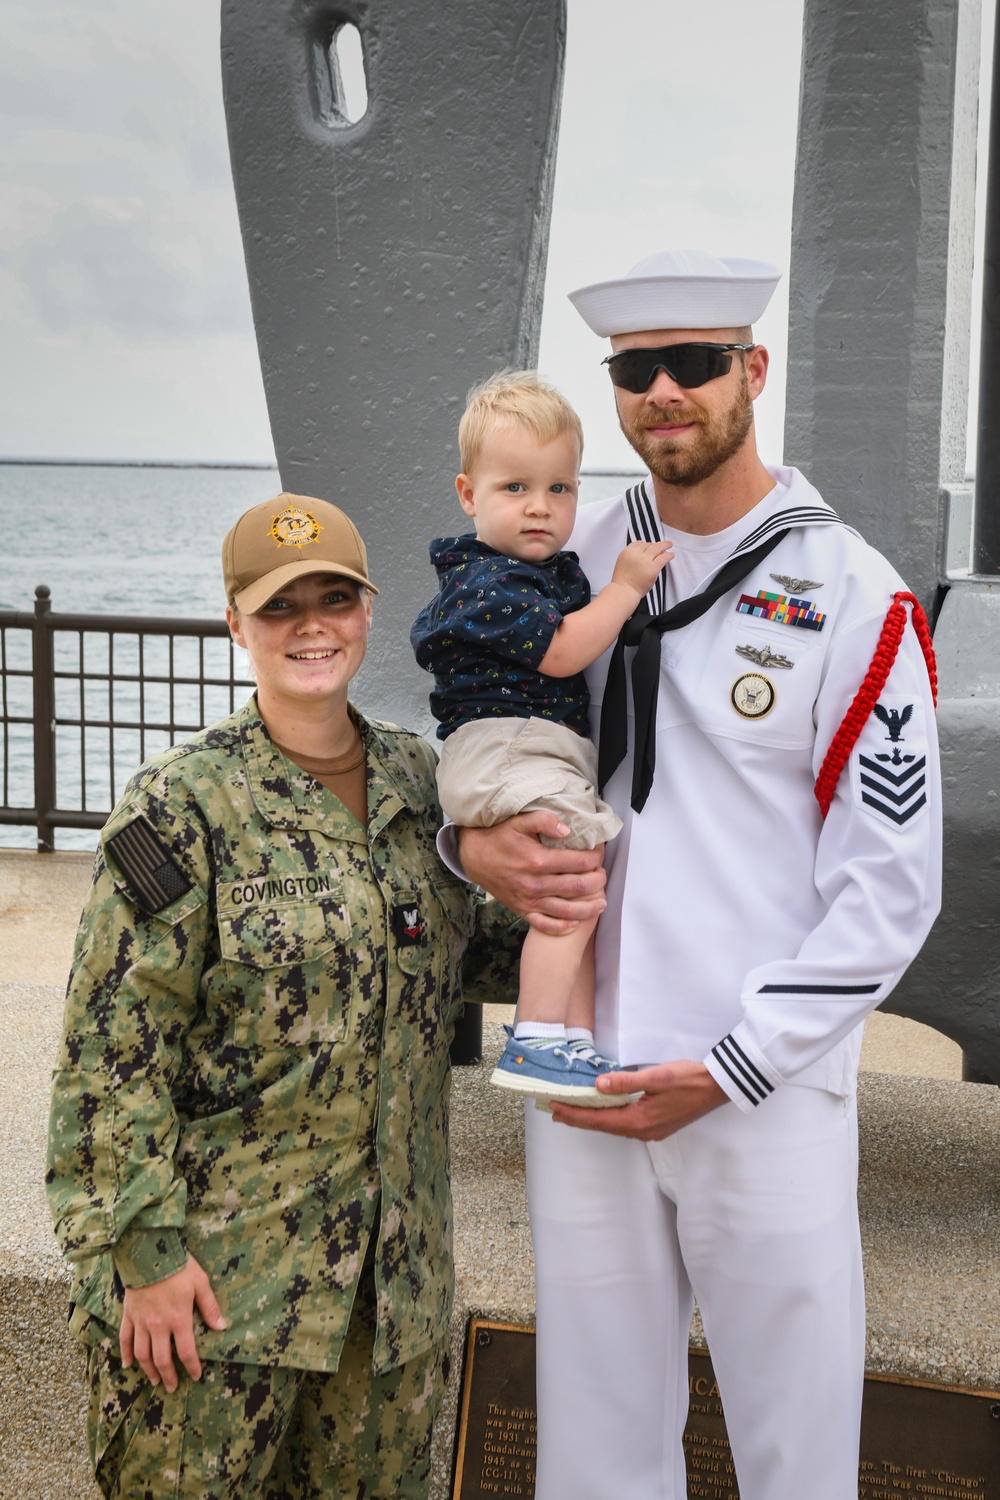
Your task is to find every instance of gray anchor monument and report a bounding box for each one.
[219,0,1000,1494]
[220,0,1000,1081]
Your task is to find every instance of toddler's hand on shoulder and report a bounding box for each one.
[611,539,674,598]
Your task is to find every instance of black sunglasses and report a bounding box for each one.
[602,341,755,393]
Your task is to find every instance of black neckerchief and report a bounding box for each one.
[598,482,850,813]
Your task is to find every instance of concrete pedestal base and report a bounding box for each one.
[2,985,998,1499]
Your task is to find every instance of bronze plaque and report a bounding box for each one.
[452,1320,538,1498]
[858,1374,1000,1500]
[683,1352,1000,1499]
[452,1322,1000,1499]
[684,1351,739,1497]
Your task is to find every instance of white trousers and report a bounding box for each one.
[524,1086,864,1500]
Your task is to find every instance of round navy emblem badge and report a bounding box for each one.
[270,507,322,548]
[731,672,775,719]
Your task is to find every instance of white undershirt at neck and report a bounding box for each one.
[648,480,786,608]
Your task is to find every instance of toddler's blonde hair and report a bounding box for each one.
[458,369,584,475]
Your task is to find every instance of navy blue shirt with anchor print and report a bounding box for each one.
[411,534,592,740]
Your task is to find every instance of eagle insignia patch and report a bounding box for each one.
[391,900,426,947]
[851,697,928,827]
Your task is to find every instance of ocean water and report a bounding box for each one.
[1,464,278,620]
[0,464,639,849]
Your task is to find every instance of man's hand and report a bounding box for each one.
[549,1060,727,1140]
[459,810,606,935]
[120,1254,227,1392]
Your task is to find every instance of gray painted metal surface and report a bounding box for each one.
[785,0,979,611]
[973,0,1000,575]
[891,583,1000,1080]
[221,0,566,732]
[788,0,1000,1078]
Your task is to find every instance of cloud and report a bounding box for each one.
[0,0,808,461]
[0,6,229,180]
[5,193,251,338]
[0,0,251,342]
[0,0,271,457]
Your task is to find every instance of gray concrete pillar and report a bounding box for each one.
[972,0,1000,574]
[787,0,1000,1080]
[785,0,980,609]
[221,0,566,730]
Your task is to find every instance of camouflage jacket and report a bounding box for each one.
[46,698,518,1374]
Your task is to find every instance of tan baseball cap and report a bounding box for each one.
[222,494,378,613]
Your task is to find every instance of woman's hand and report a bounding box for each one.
[120,1254,227,1391]
[459,811,607,935]
[549,1061,728,1140]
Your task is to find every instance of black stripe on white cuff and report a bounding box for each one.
[711,1034,775,1107]
[757,982,881,995]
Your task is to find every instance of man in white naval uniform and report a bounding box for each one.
[456,250,942,1500]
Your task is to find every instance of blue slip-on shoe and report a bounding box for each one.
[490,1034,633,1108]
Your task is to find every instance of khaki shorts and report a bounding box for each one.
[437,717,622,850]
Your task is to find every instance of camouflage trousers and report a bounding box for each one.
[82,1273,448,1500]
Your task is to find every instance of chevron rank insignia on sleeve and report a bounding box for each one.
[851,696,928,827]
[105,813,194,914]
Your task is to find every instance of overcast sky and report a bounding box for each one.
[0,0,990,469]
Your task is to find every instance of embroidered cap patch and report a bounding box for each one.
[269,507,322,549]
[736,590,825,631]
[106,813,194,914]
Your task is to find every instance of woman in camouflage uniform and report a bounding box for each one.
[46,495,517,1500]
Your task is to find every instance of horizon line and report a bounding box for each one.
[0,457,280,471]
[0,459,646,477]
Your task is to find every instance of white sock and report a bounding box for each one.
[513,1021,566,1045]
[565,1027,597,1058]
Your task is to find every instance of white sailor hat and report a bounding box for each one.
[568,249,782,337]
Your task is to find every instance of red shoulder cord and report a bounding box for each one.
[814,591,938,820]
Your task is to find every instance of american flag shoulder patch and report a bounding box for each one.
[105,813,194,914]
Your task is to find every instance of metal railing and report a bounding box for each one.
[0,584,492,1062]
[0,586,249,850]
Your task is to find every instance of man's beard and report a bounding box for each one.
[618,372,754,488]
